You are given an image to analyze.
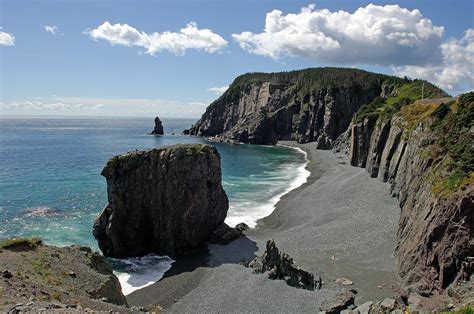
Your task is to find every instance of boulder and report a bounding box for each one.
[320,289,356,313]
[151,116,164,135]
[248,239,322,290]
[209,223,242,245]
[93,144,229,258]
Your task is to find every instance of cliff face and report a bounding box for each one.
[190,68,390,147]
[93,144,229,258]
[344,93,473,294]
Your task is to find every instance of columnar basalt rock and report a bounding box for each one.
[346,95,474,294]
[93,144,229,258]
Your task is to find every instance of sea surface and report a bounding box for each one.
[0,116,309,294]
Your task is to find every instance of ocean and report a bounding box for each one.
[0,116,309,294]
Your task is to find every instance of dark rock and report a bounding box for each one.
[347,95,474,294]
[235,223,250,232]
[248,239,322,290]
[151,116,164,135]
[320,289,356,313]
[68,271,76,278]
[93,144,229,258]
[182,129,190,135]
[209,223,242,245]
[189,68,385,147]
[2,270,13,278]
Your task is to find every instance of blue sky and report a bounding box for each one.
[1,0,473,117]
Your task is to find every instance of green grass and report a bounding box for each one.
[183,144,209,157]
[354,80,448,123]
[0,237,42,250]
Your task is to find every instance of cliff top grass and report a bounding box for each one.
[354,80,449,123]
[0,237,42,250]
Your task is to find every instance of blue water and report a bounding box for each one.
[0,116,308,250]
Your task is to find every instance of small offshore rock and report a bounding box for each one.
[150,116,164,135]
[182,129,190,135]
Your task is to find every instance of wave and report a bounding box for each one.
[225,146,310,228]
[109,254,174,295]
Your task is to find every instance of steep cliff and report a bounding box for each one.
[93,144,229,258]
[345,92,473,294]
[190,68,404,147]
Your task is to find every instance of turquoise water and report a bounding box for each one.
[0,116,308,250]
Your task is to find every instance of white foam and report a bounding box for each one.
[225,146,310,228]
[111,254,174,295]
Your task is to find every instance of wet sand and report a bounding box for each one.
[127,142,401,312]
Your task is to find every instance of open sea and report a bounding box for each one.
[0,116,309,294]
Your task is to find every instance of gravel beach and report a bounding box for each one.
[127,142,401,312]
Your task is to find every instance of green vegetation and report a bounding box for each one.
[222,67,403,105]
[429,92,474,195]
[0,237,42,250]
[184,144,209,157]
[442,305,474,314]
[354,80,448,123]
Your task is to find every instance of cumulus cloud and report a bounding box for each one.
[395,28,474,93]
[232,4,444,66]
[0,30,15,46]
[85,21,228,56]
[44,25,59,36]
[207,85,229,94]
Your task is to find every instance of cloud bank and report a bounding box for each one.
[232,4,444,66]
[86,21,228,56]
[0,30,15,46]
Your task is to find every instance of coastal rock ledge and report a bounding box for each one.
[93,144,229,258]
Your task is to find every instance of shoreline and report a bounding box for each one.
[127,142,402,311]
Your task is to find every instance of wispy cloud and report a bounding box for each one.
[0,29,15,46]
[85,21,227,56]
[44,25,59,36]
[1,97,208,118]
[207,86,229,94]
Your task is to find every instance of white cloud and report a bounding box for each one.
[0,31,15,46]
[44,25,59,36]
[85,21,228,56]
[232,4,444,66]
[3,101,104,111]
[1,97,208,118]
[395,28,474,94]
[207,85,229,94]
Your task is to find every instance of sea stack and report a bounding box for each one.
[151,116,164,135]
[93,144,229,258]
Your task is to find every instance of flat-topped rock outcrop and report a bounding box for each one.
[93,144,229,258]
